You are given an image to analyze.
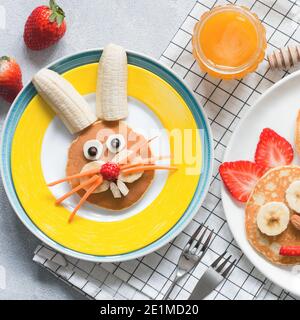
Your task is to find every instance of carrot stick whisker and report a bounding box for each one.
[55,175,99,205]
[120,163,144,170]
[122,165,177,175]
[118,136,159,165]
[68,176,103,223]
[146,155,172,162]
[48,168,100,187]
[120,155,171,170]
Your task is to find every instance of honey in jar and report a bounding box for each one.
[192,5,266,79]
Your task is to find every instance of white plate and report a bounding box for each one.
[222,70,300,297]
[41,94,170,222]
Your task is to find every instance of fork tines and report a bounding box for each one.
[212,250,236,278]
[186,224,214,254]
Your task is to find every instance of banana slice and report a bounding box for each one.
[96,43,128,121]
[33,69,97,134]
[256,202,290,236]
[286,180,300,213]
[110,182,122,198]
[79,161,109,193]
[117,179,129,196]
[83,139,103,161]
[106,134,126,154]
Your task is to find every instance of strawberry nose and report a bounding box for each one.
[100,162,120,181]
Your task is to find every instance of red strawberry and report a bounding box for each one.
[255,128,294,169]
[0,56,23,103]
[279,246,300,256]
[24,0,66,51]
[219,161,267,202]
[100,162,121,181]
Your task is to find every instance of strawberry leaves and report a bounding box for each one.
[24,0,66,50]
[49,0,65,27]
[0,56,10,62]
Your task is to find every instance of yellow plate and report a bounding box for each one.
[4,51,213,261]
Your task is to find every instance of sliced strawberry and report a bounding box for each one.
[219,161,267,202]
[255,128,294,169]
[279,246,300,256]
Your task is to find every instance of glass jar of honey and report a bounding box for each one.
[192,5,267,79]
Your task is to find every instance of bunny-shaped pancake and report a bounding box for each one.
[66,120,155,210]
[33,44,176,222]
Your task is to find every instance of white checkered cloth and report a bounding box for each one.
[34,0,300,300]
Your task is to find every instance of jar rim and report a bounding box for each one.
[192,4,266,76]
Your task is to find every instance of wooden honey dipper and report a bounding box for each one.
[268,45,300,70]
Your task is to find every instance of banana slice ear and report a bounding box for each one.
[96,43,128,121]
[33,69,97,134]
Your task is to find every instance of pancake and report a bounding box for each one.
[66,120,154,210]
[246,165,300,265]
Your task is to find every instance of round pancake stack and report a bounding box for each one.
[246,165,300,265]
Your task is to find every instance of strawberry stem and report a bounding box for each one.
[49,0,65,27]
[0,56,10,61]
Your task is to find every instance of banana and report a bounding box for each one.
[117,179,129,196]
[79,161,109,193]
[33,69,97,134]
[286,180,300,213]
[256,202,290,236]
[110,182,122,198]
[96,43,128,121]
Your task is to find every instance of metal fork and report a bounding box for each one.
[163,224,214,300]
[189,251,236,300]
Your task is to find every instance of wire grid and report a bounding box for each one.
[34,0,300,300]
[159,0,300,300]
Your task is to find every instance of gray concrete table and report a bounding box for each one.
[0,0,194,299]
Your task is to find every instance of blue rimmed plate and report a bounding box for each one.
[1,50,213,262]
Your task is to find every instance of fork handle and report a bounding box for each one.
[163,276,180,300]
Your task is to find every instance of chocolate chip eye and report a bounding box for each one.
[111,138,120,149]
[83,140,103,160]
[106,134,126,153]
[88,146,98,157]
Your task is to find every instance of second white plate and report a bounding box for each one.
[222,70,300,297]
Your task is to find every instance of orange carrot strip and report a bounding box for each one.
[119,136,158,164]
[48,168,100,187]
[146,155,172,162]
[131,136,158,153]
[68,176,103,223]
[120,155,171,170]
[122,165,177,175]
[120,163,144,170]
[120,164,135,170]
[55,175,99,205]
